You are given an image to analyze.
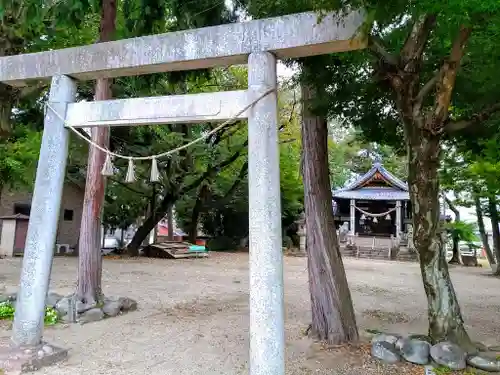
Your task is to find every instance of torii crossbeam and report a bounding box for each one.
[0,10,365,374]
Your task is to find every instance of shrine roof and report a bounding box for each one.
[332,162,410,201]
[332,187,410,201]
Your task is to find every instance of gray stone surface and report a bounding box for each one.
[430,341,466,370]
[102,300,122,317]
[0,340,67,373]
[11,75,77,348]
[0,11,365,86]
[77,308,105,325]
[467,351,500,372]
[45,292,63,308]
[54,296,72,316]
[400,339,431,365]
[66,90,250,128]
[371,341,400,364]
[248,51,284,375]
[371,333,400,345]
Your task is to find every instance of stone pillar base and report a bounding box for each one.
[0,340,68,373]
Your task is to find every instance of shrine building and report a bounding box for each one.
[332,162,411,238]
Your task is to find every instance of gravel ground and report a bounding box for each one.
[1,253,500,374]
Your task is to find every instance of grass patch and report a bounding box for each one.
[0,301,59,325]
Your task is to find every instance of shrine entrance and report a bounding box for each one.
[0,10,365,374]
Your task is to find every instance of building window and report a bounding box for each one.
[13,203,31,216]
[63,209,74,221]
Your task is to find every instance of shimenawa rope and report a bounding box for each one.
[46,88,275,183]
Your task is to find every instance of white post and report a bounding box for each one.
[396,200,402,238]
[350,199,356,235]
[11,75,76,347]
[247,51,284,375]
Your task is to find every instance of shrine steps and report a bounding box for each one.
[339,245,418,262]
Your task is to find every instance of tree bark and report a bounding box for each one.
[407,128,472,348]
[75,0,116,305]
[474,194,495,267]
[167,203,174,241]
[188,185,209,243]
[127,196,173,255]
[301,82,359,344]
[445,197,461,264]
[487,197,500,275]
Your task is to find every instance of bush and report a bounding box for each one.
[0,301,59,325]
[206,236,239,251]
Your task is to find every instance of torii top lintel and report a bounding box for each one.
[0,10,365,87]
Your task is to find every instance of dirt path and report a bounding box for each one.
[1,253,499,374]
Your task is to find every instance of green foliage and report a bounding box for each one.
[0,301,58,325]
[444,221,479,243]
[0,301,14,319]
[0,125,41,190]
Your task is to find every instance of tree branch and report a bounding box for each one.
[413,71,439,112]
[180,140,248,195]
[444,102,500,133]
[444,196,460,220]
[108,177,148,196]
[430,25,472,132]
[208,160,249,210]
[400,14,437,71]
[368,35,398,66]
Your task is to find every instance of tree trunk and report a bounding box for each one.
[189,184,210,243]
[487,197,500,276]
[75,0,116,305]
[407,129,472,348]
[301,82,359,344]
[474,194,496,267]
[127,194,174,255]
[167,203,174,241]
[445,197,461,264]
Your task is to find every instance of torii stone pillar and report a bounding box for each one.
[0,76,76,368]
[247,52,284,375]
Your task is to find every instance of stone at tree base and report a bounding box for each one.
[371,333,400,345]
[400,339,431,365]
[371,341,401,364]
[395,337,409,352]
[77,308,104,324]
[117,297,137,312]
[54,296,72,316]
[102,300,122,317]
[0,340,67,373]
[44,292,63,308]
[467,352,500,372]
[430,341,467,370]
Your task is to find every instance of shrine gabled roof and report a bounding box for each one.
[332,162,410,201]
[332,187,410,201]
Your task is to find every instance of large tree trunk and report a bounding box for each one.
[301,82,359,344]
[474,194,496,267]
[487,197,500,276]
[75,0,116,305]
[407,129,472,348]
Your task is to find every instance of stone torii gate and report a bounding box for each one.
[0,11,364,374]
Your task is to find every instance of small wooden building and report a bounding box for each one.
[332,162,411,238]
